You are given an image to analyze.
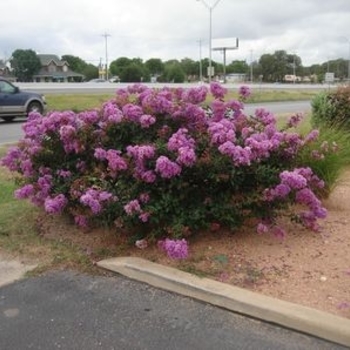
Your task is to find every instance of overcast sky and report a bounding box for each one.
[1,0,350,67]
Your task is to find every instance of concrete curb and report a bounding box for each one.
[0,258,37,288]
[97,256,350,347]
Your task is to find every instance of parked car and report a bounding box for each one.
[109,76,120,83]
[0,78,46,122]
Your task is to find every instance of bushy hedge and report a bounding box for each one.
[311,86,350,128]
[1,83,329,241]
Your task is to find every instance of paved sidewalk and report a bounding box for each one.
[97,257,350,348]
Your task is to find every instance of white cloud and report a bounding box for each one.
[1,0,350,66]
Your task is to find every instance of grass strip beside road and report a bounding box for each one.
[45,88,325,113]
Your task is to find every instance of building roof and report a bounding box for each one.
[37,54,68,67]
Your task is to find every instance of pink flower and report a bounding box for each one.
[155,156,182,179]
[158,238,189,260]
[14,184,35,199]
[140,114,156,128]
[139,212,150,222]
[210,82,227,99]
[176,147,196,167]
[257,223,269,235]
[74,215,88,228]
[44,194,67,214]
[135,239,148,249]
[273,226,286,240]
[124,199,141,215]
[238,85,251,99]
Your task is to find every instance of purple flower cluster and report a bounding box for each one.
[238,85,251,99]
[140,114,156,128]
[208,119,236,145]
[102,101,124,124]
[287,113,304,128]
[263,167,327,231]
[167,128,197,167]
[123,199,150,222]
[181,85,208,104]
[158,238,189,259]
[210,82,227,99]
[124,199,141,215]
[155,156,182,179]
[14,184,35,199]
[80,188,115,214]
[218,142,252,166]
[106,150,128,173]
[44,194,67,214]
[126,145,157,183]
[122,104,143,122]
[167,128,195,151]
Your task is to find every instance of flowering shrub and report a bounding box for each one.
[311,86,350,129]
[158,238,189,260]
[1,83,328,243]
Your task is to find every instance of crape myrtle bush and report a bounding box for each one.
[2,83,328,244]
[311,86,350,129]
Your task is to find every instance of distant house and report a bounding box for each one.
[33,54,84,82]
[0,60,13,80]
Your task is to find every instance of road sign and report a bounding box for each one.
[325,72,334,83]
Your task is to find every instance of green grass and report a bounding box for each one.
[229,89,324,103]
[43,88,328,113]
[297,125,350,195]
[45,94,113,112]
[0,168,97,274]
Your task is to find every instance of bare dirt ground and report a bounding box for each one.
[34,170,350,320]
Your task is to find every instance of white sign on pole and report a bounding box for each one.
[325,72,335,83]
[207,66,215,77]
[212,38,239,51]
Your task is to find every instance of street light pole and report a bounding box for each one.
[250,49,253,82]
[347,39,350,84]
[197,0,223,83]
[198,39,203,82]
[102,32,111,80]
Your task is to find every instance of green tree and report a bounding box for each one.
[258,50,302,82]
[180,58,198,78]
[163,61,185,83]
[61,55,88,74]
[109,57,132,78]
[145,58,164,76]
[82,64,99,81]
[273,50,290,82]
[226,60,249,74]
[120,63,145,82]
[10,49,41,81]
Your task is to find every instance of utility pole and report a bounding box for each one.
[250,49,253,82]
[293,53,296,84]
[197,0,223,83]
[102,32,111,80]
[198,39,203,82]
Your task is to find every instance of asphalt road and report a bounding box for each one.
[15,82,333,95]
[0,270,346,350]
[0,101,311,145]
